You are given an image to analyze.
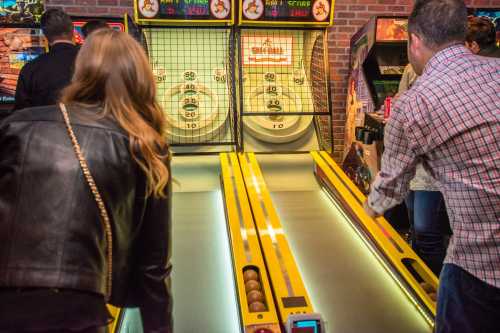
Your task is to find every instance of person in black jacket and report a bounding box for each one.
[13,8,79,111]
[0,29,172,332]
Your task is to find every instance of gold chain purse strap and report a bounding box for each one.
[59,103,113,302]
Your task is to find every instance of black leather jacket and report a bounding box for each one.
[0,105,172,331]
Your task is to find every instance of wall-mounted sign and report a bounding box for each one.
[239,0,333,26]
[242,35,293,66]
[135,0,233,23]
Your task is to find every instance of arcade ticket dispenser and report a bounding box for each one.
[342,16,408,193]
[238,0,333,153]
[133,0,237,152]
[0,0,46,119]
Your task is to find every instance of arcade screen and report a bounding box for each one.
[0,0,44,24]
[72,18,125,45]
[0,27,45,105]
[375,43,407,76]
[376,18,408,42]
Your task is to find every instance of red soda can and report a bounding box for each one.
[384,96,392,119]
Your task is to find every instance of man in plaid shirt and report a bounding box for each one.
[363,0,500,331]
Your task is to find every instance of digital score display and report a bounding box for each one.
[240,0,333,24]
[135,0,232,22]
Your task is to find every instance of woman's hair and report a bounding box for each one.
[62,29,169,198]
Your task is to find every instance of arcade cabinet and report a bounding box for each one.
[342,16,408,192]
[235,6,434,333]
[342,16,410,231]
[239,1,333,152]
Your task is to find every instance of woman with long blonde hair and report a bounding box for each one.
[0,29,172,332]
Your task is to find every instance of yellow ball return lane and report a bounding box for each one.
[237,152,435,333]
[238,152,324,332]
[311,151,438,319]
[221,152,281,333]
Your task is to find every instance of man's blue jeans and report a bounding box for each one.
[436,264,500,333]
[405,190,450,275]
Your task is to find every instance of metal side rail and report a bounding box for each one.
[311,150,437,325]
[238,152,324,333]
[221,153,281,333]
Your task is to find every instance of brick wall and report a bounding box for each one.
[46,0,500,161]
[45,0,134,16]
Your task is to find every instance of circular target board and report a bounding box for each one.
[163,70,229,144]
[244,73,313,144]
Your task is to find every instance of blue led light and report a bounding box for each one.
[295,320,319,333]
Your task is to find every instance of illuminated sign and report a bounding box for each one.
[135,0,232,21]
[242,35,293,66]
[240,0,332,24]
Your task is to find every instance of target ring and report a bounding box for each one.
[244,82,313,143]
[163,75,228,143]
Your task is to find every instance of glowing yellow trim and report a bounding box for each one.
[133,0,139,25]
[238,0,335,27]
[124,14,129,34]
[329,0,336,25]
[311,151,438,320]
[107,305,121,332]
[238,152,314,324]
[136,18,232,24]
[220,153,281,332]
[133,0,235,25]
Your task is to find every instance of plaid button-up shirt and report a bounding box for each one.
[368,45,500,287]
